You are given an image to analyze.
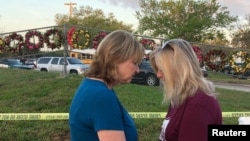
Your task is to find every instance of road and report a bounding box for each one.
[214,82,250,92]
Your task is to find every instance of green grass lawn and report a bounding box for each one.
[0,68,249,141]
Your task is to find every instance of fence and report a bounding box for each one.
[1,25,250,75]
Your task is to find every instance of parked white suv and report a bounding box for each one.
[35,57,89,75]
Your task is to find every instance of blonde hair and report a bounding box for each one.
[150,39,216,107]
[84,30,145,85]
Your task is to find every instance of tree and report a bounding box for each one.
[135,0,237,43]
[203,31,229,46]
[55,6,133,32]
[231,14,250,49]
[231,30,250,49]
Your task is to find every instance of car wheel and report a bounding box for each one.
[145,74,159,86]
[70,70,78,74]
[41,68,48,72]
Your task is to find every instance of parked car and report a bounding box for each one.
[0,59,9,68]
[34,57,89,75]
[132,59,208,86]
[221,64,233,74]
[131,59,159,86]
[221,63,244,75]
[201,67,208,77]
[24,58,37,68]
[0,59,35,69]
[237,69,250,79]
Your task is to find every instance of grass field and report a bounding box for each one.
[0,68,249,141]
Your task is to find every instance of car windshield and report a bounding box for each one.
[67,58,83,64]
[9,60,23,65]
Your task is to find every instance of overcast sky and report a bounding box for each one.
[0,0,250,33]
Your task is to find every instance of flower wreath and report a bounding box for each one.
[71,29,91,49]
[25,30,44,50]
[204,49,226,71]
[139,38,156,49]
[92,31,109,49]
[0,38,5,51]
[192,46,203,65]
[67,27,76,48]
[44,29,63,50]
[4,32,24,53]
[229,51,250,73]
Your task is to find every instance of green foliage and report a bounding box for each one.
[0,68,249,140]
[54,5,135,50]
[232,29,250,49]
[55,6,133,32]
[231,14,250,49]
[136,0,237,43]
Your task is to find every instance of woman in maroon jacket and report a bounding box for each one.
[149,39,222,141]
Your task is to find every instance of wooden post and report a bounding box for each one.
[64,2,77,18]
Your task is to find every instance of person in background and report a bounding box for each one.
[69,30,145,141]
[149,39,222,141]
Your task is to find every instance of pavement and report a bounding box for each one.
[213,82,250,92]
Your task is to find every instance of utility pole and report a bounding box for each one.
[64,2,77,18]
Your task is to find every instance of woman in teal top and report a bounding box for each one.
[69,30,145,141]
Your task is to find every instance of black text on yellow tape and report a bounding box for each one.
[0,113,68,120]
[0,112,250,120]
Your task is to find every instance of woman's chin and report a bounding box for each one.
[120,78,132,84]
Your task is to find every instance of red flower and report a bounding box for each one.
[44,29,63,50]
[67,27,76,48]
[25,30,44,51]
[192,46,203,64]
[139,38,156,49]
[93,31,109,49]
[204,49,226,71]
[4,32,24,53]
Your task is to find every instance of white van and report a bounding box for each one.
[35,57,89,75]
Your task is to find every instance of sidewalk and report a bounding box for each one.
[213,82,250,92]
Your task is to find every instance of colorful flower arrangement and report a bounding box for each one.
[0,38,5,51]
[44,29,63,50]
[229,51,250,73]
[92,31,109,49]
[71,29,91,49]
[4,32,24,53]
[67,27,76,48]
[25,30,44,51]
[192,46,203,65]
[204,49,226,71]
[139,38,156,49]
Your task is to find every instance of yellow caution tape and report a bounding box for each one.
[0,113,68,120]
[222,112,250,118]
[0,112,249,120]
